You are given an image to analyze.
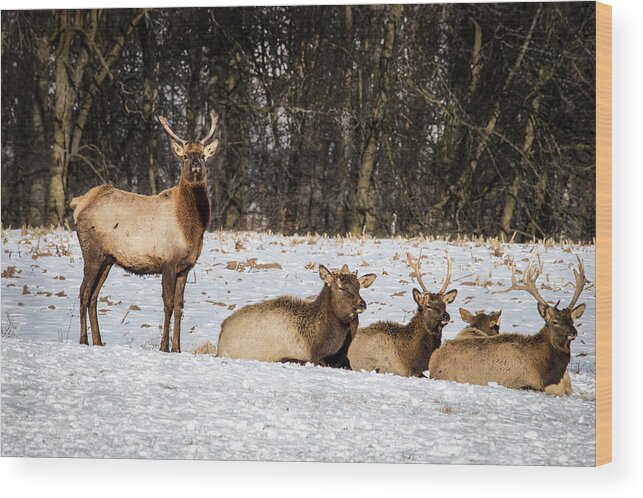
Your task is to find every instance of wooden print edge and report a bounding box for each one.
[595,1,612,466]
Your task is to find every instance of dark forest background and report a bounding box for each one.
[1,3,596,240]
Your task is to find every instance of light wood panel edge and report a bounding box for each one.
[595,1,612,467]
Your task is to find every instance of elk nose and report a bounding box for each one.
[355,299,367,313]
[441,312,450,324]
[567,327,578,340]
[191,158,201,167]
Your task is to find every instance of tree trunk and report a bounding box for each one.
[46,9,146,226]
[333,6,355,234]
[46,12,74,226]
[139,15,158,194]
[501,96,540,236]
[350,4,402,235]
[430,6,542,222]
[222,52,247,230]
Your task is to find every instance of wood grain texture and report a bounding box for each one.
[595,1,612,467]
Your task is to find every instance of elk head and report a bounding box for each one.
[503,256,587,353]
[459,308,502,336]
[407,251,458,334]
[158,111,220,183]
[319,264,377,321]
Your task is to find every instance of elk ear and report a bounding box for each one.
[203,139,219,160]
[571,303,586,320]
[412,288,424,307]
[319,265,334,286]
[170,140,184,159]
[459,308,475,324]
[537,302,553,321]
[442,289,458,304]
[340,264,350,274]
[359,273,377,289]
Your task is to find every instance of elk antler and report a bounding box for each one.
[501,260,549,307]
[438,251,453,294]
[406,250,429,293]
[199,111,219,144]
[567,255,587,310]
[158,116,187,145]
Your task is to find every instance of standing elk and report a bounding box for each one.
[216,264,377,364]
[429,257,587,393]
[71,111,219,352]
[454,308,502,340]
[347,252,458,377]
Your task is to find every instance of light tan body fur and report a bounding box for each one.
[454,327,491,340]
[544,371,573,396]
[429,262,586,395]
[72,113,219,352]
[348,316,442,377]
[217,266,376,365]
[453,309,501,341]
[72,184,202,276]
[429,330,569,390]
[435,308,572,396]
[218,294,345,363]
[348,287,458,378]
[429,304,585,393]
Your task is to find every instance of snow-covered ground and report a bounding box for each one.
[1,228,596,464]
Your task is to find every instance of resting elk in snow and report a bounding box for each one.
[216,264,377,365]
[71,111,219,352]
[452,307,571,395]
[429,257,587,394]
[453,308,502,340]
[347,252,458,377]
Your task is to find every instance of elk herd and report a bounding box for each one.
[71,110,589,397]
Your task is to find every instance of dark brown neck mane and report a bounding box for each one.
[313,285,344,321]
[533,326,571,386]
[408,312,441,338]
[178,177,210,237]
[409,312,442,358]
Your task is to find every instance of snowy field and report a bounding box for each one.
[1,228,596,465]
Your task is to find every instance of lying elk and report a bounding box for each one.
[453,308,502,340]
[347,252,458,377]
[71,111,220,352]
[429,257,587,393]
[453,307,571,395]
[217,264,377,364]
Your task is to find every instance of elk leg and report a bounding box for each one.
[278,358,309,366]
[160,269,176,353]
[88,259,113,346]
[79,261,102,345]
[171,270,189,353]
